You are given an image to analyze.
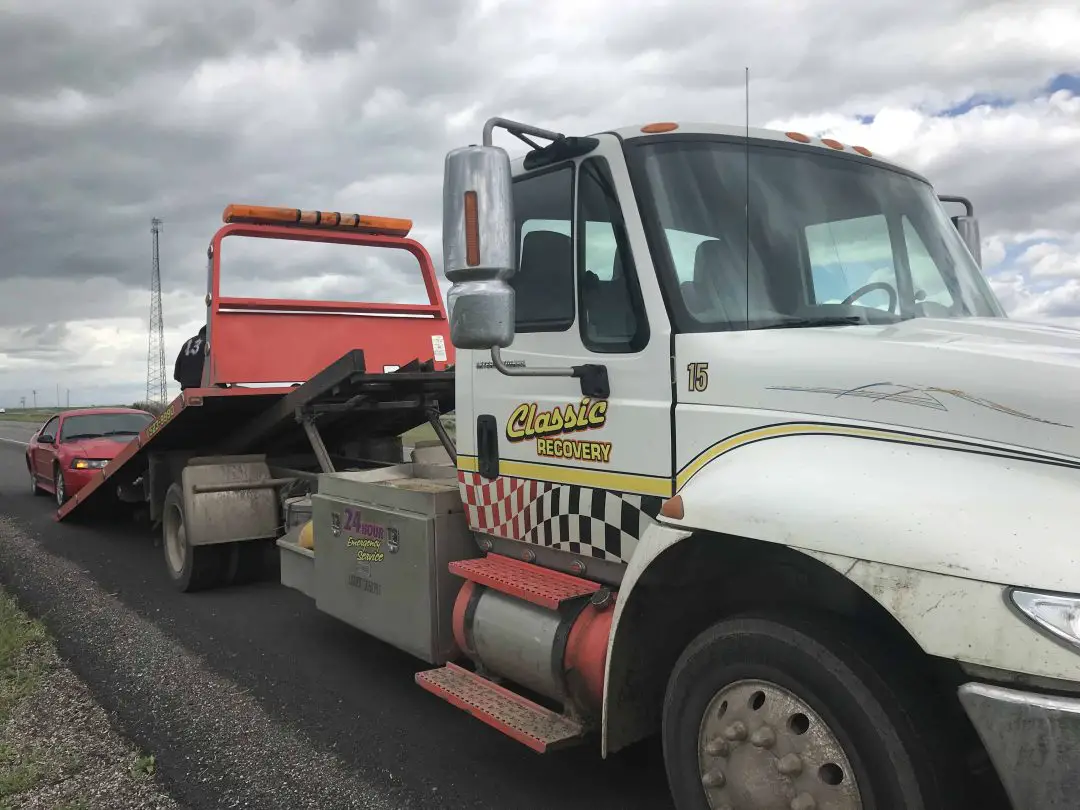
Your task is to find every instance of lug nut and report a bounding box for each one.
[705,737,731,757]
[701,769,726,788]
[722,721,748,741]
[750,725,776,748]
[777,753,803,776]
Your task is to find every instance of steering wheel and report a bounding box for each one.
[841,281,897,313]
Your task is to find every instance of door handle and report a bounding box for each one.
[477,414,499,480]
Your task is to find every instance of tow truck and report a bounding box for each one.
[60,118,1080,810]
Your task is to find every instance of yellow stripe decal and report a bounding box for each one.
[456,455,673,497]
[675,421,1080,491]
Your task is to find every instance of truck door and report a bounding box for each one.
[461,138,674,569]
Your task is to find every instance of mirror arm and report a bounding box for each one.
[490,347,609,399]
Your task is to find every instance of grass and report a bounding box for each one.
[0,586,166,809]
[0,410,59,425]
[0,588,50,802]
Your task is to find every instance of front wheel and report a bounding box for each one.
[54,466,67,506]
[662,614,963,810]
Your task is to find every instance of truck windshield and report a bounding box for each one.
[628,137,1006,331]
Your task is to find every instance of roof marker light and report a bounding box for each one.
[642,122,679,133]
[821,138,845,150]
[222,204,412,237]
[785,131,811,143]
[852,145,873,157]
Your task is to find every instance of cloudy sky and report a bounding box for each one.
[0,0,1077,408]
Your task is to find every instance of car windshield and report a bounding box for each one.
[628,136,1006,332]
[59,412,153,441]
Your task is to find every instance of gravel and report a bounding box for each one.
[0,515,404,810]
[1,628,181,810]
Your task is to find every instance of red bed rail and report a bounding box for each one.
[203,222,453,386]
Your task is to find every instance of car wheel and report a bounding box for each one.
[662,613,969,810]
[162,483,225,592]
[54,466,67,506]
[29,464,44,496]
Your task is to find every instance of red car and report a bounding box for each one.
[26,407,154,506]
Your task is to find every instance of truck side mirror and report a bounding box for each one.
[951,214,982,268]
[442,145,517,350]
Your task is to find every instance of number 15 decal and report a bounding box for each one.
[687,362,709,392]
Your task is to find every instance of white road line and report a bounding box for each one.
[0,436,28,446]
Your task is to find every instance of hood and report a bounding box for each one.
[63,436,131,460]
[685,316,1080,459]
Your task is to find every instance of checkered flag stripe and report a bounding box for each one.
[458,471,664,563]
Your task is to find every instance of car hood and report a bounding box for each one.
[685,316,1080,459]
[63,436,132,459]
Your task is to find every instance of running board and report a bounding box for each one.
[449,553,601,610]
[416,663,585,753]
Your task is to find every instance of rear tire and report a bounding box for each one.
[29,464,45,496]
[662,613,966,810]
[162,483,224,592]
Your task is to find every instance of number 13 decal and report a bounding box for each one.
[687,362,709,392]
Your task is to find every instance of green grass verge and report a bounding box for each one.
[0,410,59,425]
[0,588,50,801]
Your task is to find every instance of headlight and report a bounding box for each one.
[71,458,109,470]
[1010,589,1080,651]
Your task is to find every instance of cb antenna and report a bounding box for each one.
[744,66,750,329]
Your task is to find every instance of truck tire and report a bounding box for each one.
[162,483,224,592]
[662,613,962,810]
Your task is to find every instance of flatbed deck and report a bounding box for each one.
[56,350,456,522]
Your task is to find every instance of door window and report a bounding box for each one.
[511,165,575,332]
[39,416,59,441]
[577,157,649,353]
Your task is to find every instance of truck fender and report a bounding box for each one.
[601,431,1080,755]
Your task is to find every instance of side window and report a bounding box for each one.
[806,214,898,310]
[40,417,59,439]
[903,216,957,311]
[511,165,575,332]
[577,158,649,353]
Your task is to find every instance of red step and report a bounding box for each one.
[449,554,600,610]
[416,663,585,753]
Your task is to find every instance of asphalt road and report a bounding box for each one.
[0,422,672,810]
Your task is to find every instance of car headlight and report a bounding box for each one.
[71,458,109,470]
[1010,589,1080,652]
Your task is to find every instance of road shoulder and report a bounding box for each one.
[1,584,180,810]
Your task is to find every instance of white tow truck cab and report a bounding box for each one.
[262,117,1079,809]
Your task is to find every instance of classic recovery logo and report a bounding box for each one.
[505,397,612,464]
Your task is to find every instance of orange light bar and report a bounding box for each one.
[821,138,845,151]
[642,122,680,133]
[852,145,873,157]
[785,131,811,143]
[222,204,412,237]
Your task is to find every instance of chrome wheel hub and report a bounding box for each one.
[697,679,861,810]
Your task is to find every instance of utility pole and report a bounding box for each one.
[32,390,36,409]
[146,217,167,406]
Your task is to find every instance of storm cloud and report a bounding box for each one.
[0,0,1078,405]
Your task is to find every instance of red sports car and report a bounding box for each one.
[26,407,154,506]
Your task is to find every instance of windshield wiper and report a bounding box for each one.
[104,430,139,436]
[756,316,866,330]
[63,433,103,440]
